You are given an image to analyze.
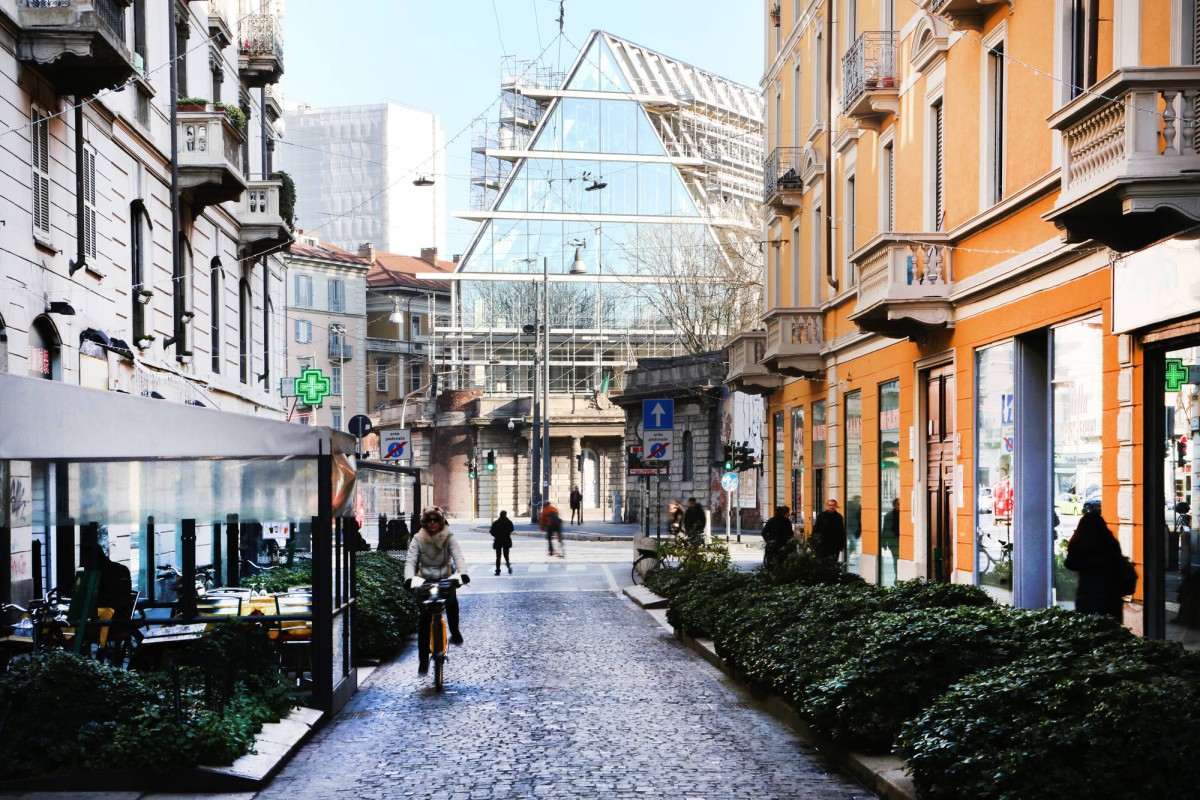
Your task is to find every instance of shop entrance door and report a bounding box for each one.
[924,364,955,582]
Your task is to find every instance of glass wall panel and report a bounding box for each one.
[845,392,863,576]
[812,400,827,525]
[1052,317,1104,608]
[879,380,901,587]
[1163,344,1200,648]
[601,163,638,216]
[638,162,674,216]
[600,100,637,154]
[976,341,1016,601]
[559,161,601,215]
[525,158,561,214]
[567,36,631,93]
[561,98,600,152]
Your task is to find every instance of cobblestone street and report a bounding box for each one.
[251,545,872,800]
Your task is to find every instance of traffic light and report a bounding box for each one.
[486,450,496,471]
[1179,437,1189,468]
[736,441,755,471]
[722,444,734,472]
[468,460,477,480]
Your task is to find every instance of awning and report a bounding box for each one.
[0,372,355,460]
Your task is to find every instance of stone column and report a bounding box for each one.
[431,389,482,520]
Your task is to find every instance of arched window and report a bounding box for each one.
[28,315,61,380]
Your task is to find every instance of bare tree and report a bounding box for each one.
[619,224,763,355]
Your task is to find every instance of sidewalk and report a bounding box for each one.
[460,515,766,552]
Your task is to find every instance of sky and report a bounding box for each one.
[279,0,764,259]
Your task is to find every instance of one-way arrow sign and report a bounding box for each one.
[643,398,674,431]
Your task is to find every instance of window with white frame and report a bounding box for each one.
[294,273,313,308]
[811,200,823,302]
[792,220,802,306]
[771,226,782,307]
[793,63,802,148]
[409,362,423,393]
[376,357,390,392]
[844,174,856,287]
[331,405,342,431]
[294,318,312,343]
[410,313,422,339]
[297,356,313,373]
[984,38,1006,207]
[813,32,824,127]
[882,139,895,231]
[210,261,221,373]
[31,108,50,238]
[331,365,342,396]
[328,278,346,313]
[929,98,945,230]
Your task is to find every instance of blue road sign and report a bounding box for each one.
[643,398,674,431]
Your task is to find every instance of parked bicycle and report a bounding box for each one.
[411,575,463,691]
[976,528,1014,583]
[630,544,680,586]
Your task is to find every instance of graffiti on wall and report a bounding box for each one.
[8,476,30,527]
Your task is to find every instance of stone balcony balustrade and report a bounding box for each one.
[762,308,824,377]
[724,331,780,395]
[849,234,954,338]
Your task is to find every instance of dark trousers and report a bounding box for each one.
[547,529,564,554]
[570,505,582,524]
[417,588,459,665]
[494,547,511,571]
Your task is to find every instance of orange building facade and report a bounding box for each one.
[735,0,1200,643]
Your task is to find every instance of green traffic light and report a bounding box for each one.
[724,460,734,471]
[486,463,495,471]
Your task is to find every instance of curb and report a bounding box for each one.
[625,587,917,800]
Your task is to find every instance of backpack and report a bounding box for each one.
[1118,556,1139,597]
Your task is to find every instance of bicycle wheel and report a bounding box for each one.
[432,616,447,691]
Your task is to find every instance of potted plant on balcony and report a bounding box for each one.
[770,3,781,27]
[179,350,194,365]
[176,97,208,112]
[135,334,156,349]
[136,289,153,304]
[213,102,246,130]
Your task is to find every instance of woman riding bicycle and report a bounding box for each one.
[404,507,470,674]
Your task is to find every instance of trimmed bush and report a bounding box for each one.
[354,552,418,659]
[664,569,756,637]
[897,640,1200,800]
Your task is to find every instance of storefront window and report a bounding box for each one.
[812,401,826,523]
[773,411,785,509]
[976,342,1016,601]
[845,391,863,576]
[792,407,805,533]
[879,380,900,586]
[1163,344,1200,647]
[1051,317,1104,608]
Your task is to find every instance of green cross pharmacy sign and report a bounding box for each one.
[1164,358,1200,393]
[289,368,332,407]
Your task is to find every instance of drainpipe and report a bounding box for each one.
[825,0,837,293]
[167,8,182,356]
[68,103,87,276]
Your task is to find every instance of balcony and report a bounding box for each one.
[17,0,137,98]
[763,147,804,210]
[724,331,781,396]
[206,0,232,48]
[177,110,247,211]
[841,31,899,130]
[328,342,353,360]
[1046,67,1200,252]
[762,308,824,377]
[238,13,284,87]
[237,178,291,255]
[931,0,1012,32]
[849,234,954,338]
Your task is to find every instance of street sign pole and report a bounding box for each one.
[725,490,731,543]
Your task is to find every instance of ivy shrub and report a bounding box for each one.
[759,547,867,588]
[664,569,756,638]
[180,620,294,714]
[897,640,1200,800]
[255,562,315,594]
[354,552,418,659]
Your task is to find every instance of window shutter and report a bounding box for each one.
[31,111,50,235]
[83,148,97,258]
[886,144,894,231]
[1195,0,1200,65]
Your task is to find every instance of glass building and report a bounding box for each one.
[435,31,764,518]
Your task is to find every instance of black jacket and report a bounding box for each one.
[762,515,794,549]
[1065,528,1124,616]
[811,510,846,559]
[489,516,515,549]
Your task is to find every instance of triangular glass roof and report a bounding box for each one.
[527,97,664,156]
[566,36,630,93]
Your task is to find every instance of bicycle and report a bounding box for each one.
[155,563,215,601]
[976,528,1014,584]
[411,575,463,691]
[630,543,681,586]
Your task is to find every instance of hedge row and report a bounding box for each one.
[655,550,1200,800]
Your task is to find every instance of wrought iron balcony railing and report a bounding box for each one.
[841,31,899,118]
[763,147,804,206]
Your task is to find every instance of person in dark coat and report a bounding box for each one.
[569,486,583,525]
[684,498,706,541]
[81,543,134,617]
[490,510,515,575]
[1064,511,1125,620]
[810,499,847,563]
[761,506,794,567]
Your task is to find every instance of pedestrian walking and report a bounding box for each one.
[570,485,583,525]
[1064,511,1126,620]
[684,497,705,541]
[490,510,514,575]
[810,499,847,563]
[761,505,794,568]
[540,501,565,557]
[667,501,685,538]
